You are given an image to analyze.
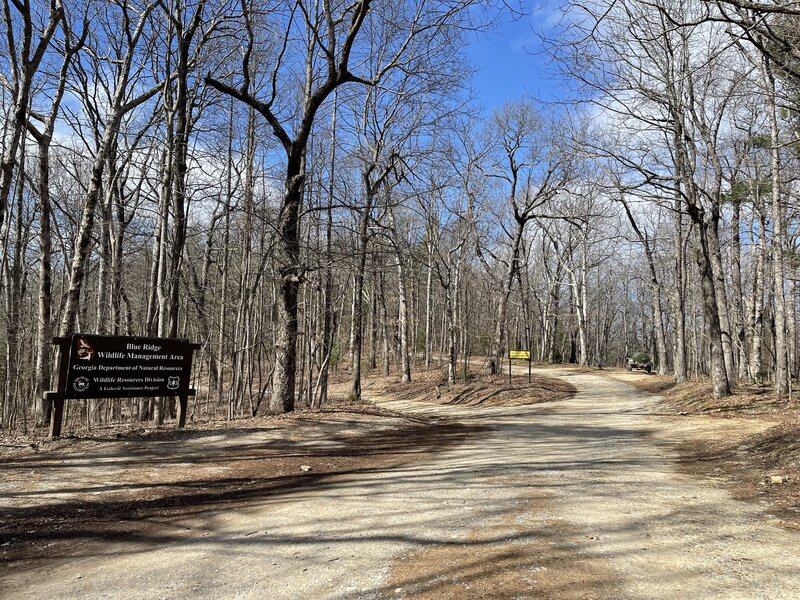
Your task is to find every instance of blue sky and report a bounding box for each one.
[466,3,566,111]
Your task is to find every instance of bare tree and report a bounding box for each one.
[0,0,62,235]
[60,0,164,335]
[485,99,570,374]
[207,0,482,412]
[26,5,87,424]
[619,197,669,375]
[554,0,737,396]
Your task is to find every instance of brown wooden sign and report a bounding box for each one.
[46,334,200,438]
[65,334,194,399]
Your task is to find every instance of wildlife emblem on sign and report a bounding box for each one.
[73,376,90,392]
[167,376,180,390]
[76,337,95,361]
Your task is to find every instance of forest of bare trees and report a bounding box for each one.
[2,0,800,432]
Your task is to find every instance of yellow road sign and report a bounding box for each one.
[509,350,530,360]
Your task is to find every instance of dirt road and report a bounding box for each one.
[3,369,799,599]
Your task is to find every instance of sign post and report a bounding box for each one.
[46,334,200,438]
[46,338,71,438]
[508,350,532,384]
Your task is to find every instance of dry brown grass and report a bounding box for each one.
[359,367,577,407]
[662,382,798,416]
[677,420,800,527]
[607,370,799,417]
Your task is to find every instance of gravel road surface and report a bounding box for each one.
[3,369,799,599]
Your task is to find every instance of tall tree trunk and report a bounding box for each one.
[379,266,390,376]
[730,200,748,381]
[651,287,669,376]
[29,29,80,424]
[5,141,26,431]
[110,181,129,336]
[569,266,588,367]
[695,223,731,399]
[349,186,375,401]
[270,151,305,414]
[348,281,357,368]
[317,94,337,407]
[390,208,412,383]
[424,238,434,369]
[153,109,174,425]
[788,279,797,381]
[368,271,378,370]
[544,251,561,364]
[764,58,789,396]
[750,210,766,383]
[490,220,525,373]
[34,139,53,425]
[707,214,735,386]
[96,152,115,334]
[671,189,687,383]
[621,199,668,375]
[168,53,190,339]
[397,256,412,383]
[60,117,123,336]
[238,108,257,413]
[217,144,232,416]
[144,174,163,337]
[445,282,457,385]
[547,277,560,363]
[0,2,61,239]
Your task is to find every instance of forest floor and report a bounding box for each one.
[1,364,799,598]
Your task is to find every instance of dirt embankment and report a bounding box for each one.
[607,369,800,528]
[360,367,576,407]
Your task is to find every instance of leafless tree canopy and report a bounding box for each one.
[2,0,800,431]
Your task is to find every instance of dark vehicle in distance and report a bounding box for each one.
[627,352,652,373]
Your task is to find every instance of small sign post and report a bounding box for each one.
[508,350,532,384]
[46,334,200,438]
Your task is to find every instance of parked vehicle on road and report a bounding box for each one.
[627,352,652,373]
